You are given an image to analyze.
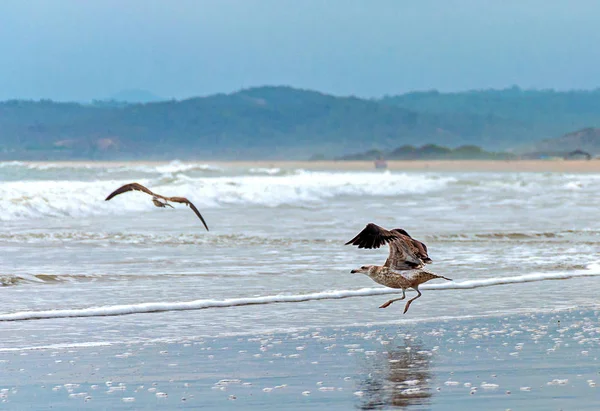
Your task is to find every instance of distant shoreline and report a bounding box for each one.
[11,159,600,172]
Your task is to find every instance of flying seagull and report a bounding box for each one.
[105,182,209,231]
[346,223,450,313]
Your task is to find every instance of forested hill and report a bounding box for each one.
[381,87,600,149]
[1,86,600,160]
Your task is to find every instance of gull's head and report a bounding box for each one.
[351,265,374,275]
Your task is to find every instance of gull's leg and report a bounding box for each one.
[379,289,406,309]
[165,202,174,208]
[403,287,422,314]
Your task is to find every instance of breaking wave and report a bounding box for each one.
[0,161,26,168]
[0,171,454,221]
[429,231,576,241]
[426,229,600,243]
[105,161,223,175]
[2,266,599,322]
[4,161,600,221]
[0,231,333,247]
[0,160,222,173]
[0,273,104,286]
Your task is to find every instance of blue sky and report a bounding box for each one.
[1,0,599,101]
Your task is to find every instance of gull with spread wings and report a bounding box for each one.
[346,223,451,313]
[105,182,209,231]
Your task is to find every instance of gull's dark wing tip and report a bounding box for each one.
[344,223,375,246]
[105,182,152,201]
[344,237,357,246]
[104,186,123,201]
[345,223,397,249]
[105,184,131,201]
[189,204,210,231]
[170,197,209,231]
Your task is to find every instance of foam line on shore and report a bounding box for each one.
[1,269,599,322]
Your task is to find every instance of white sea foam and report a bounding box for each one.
[195,171,453,206]
[0,161,26,168]
[2,160,221,173]
[113,160,223,174]
[0,180,154,221]
[0,341,115,352]
[0,171,453,221]
[4,163,600,221]
[248,167,283,175]
[1,267,598,322]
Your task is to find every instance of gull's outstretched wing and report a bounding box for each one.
[345,223,401,249]
[105,182,158,201]
[346,223,430,270]
[165,196,210,231]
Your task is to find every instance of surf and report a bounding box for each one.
[2,268,599,322]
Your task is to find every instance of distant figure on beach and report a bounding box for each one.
[105,182,209,230]
[346,223,451,313]
[374,156,388,169]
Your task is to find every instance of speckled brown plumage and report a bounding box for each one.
[347,223,451,313]
[105,182,209,231]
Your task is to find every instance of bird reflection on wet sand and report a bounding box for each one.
[356,339,433,410]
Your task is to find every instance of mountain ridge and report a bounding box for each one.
[2,86,600,160]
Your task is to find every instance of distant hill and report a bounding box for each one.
[338,144,514,161]
[0,87,457,160]
[381,86,600,150]
[2,86,600,160]
[531,127,600,156]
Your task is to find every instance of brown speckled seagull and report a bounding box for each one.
[346,223,451,313]
[105,182,209,231]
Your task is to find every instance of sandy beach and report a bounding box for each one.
[13,159,600,173]
[215,159,600,173]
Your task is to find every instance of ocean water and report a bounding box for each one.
[1,161,600,351]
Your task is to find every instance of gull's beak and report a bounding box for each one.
[350,269,358,274]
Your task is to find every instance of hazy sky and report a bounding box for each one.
[1,0,600,101]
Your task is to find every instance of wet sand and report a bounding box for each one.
[18,159,600,173]
[1,308,597,410]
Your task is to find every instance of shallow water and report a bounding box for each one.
[1,161,600,350]
[0,310,598,410]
